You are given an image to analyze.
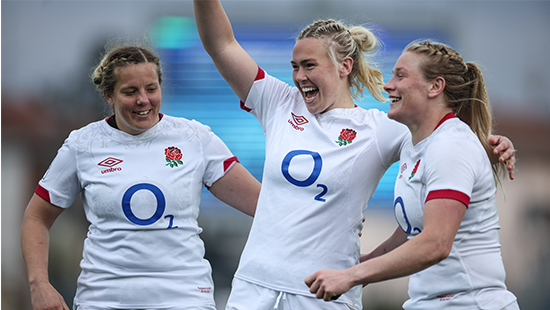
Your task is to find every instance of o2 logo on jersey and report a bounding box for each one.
[281,150,327,202]
[394,196,421,234]
[121,183,177,229]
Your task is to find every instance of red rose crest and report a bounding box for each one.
[335,128,357,147]
[408,159,421,180]
[165,146,184,168]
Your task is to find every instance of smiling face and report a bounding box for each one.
[384,51,433,127]
[105,62,162,135]
[291,37,354,115]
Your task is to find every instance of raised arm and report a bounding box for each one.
[21,194,70,310]
[193,0,259,102]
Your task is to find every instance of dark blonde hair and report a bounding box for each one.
[92,44,162,98]
[297,19,385,102]
[404,40,506,180]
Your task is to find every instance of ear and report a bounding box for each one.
[428,76,445,99]
[104,91,114,107]
[339,57,353,78]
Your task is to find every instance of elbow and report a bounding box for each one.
[421,233,453,265]
[431,241,452,264]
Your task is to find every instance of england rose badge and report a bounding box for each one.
[336,128,357,147]
[165,146,184,168]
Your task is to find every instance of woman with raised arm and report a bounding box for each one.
[194,1,516,309]
[305,40,519,310]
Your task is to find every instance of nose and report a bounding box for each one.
[295,67,308,82]
[383,77,395,92]
[136,89,150,105]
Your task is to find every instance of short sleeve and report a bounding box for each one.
[374,111,410,168]
[242,69,299,132]
[37,135,81,208]
[199,125,238,187]
[423,134,478,204]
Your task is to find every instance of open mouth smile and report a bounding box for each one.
[389,96,402,104]
[301,86,319,103]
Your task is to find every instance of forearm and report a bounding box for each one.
[193,0,258,101]
[353,230,449,286]
[21,195,72,309]
[361,226,408,262]
[21,215,52,285]
[194,0,235,55]
[307,200,464,301]
[21,194,64,285]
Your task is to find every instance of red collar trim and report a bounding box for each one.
[435,112,455,130]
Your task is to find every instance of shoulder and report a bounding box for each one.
[65,118,109,141]
[431,119,479,148]
[167,115,212,131]
[359,108,409,138]
[359,108,401,127]
[426,119,485,162]
[251,70,301,101]
[161,114,216,140]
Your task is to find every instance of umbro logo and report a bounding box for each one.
[288,112,308,131]
[398,163,407,179]
[99,157,123,174]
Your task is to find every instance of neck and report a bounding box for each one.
[323,91,356,113]
[409,111,454,145]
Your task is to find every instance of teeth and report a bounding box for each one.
[389,97,401,103]
[136,110,150,115]
[302,87,317,92]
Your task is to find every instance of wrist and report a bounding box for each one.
[348,264,367,287]
[28,274,50,287]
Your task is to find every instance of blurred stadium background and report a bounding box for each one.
[2,0,549,309]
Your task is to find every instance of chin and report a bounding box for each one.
[387,110,397,120]
[305,105,320,115]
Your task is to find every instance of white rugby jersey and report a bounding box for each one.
[233,69,409,307]
[394,116,517,309]
[36,114,237,309]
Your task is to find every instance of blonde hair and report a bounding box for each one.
[297,19,385,102]
[405,40,506,180]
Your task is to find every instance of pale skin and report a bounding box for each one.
[21,62,261,310]
[305,51,514,301]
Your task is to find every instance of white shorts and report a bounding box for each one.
[74,305,216,310]
[225,277,359,310]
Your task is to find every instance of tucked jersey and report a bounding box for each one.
[234,69,409,307]
[36,115,237,309]
[394,117,517,309]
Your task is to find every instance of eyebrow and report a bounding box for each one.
[290,58,316,65]
[393,67,406,75]
[119,82,158,91]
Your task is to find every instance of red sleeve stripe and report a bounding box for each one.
[254,67,265,81]
[426,189,470,208]
[240,67,265,112]
[223,156,239,172]
[35,184,51,203]
[205,156,240,189]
